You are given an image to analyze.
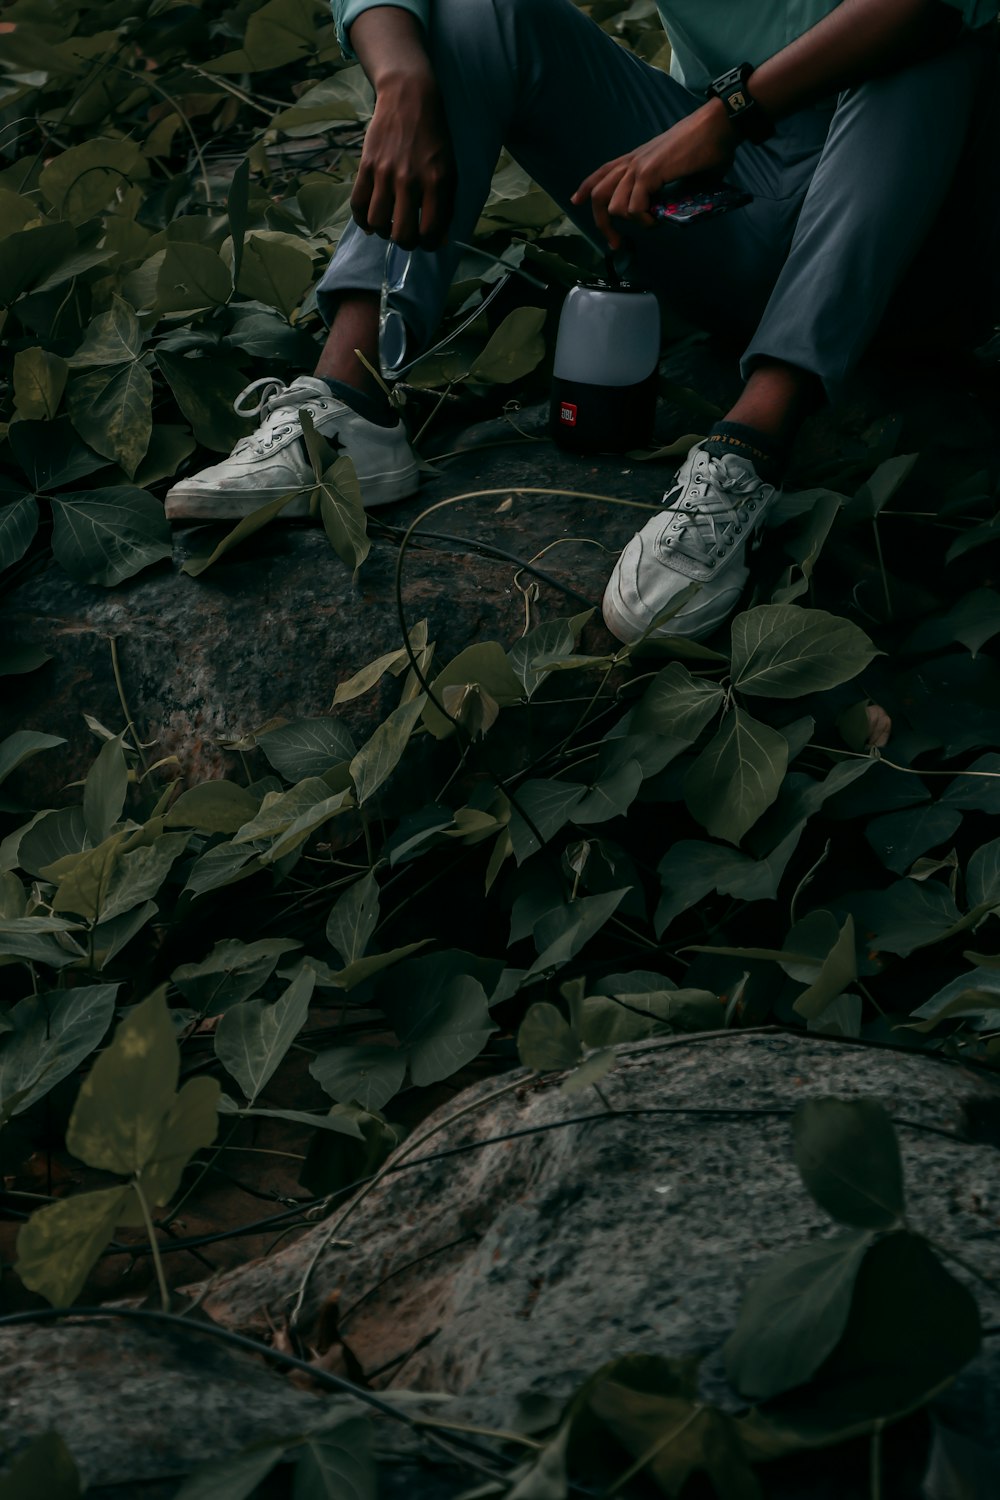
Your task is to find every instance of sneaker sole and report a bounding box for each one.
[602,571,741,644]
[164,462,420,522]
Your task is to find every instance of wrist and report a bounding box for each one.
[701,95,740,149]
[372,60,438,101]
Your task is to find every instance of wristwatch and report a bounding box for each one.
[706,63,775,145]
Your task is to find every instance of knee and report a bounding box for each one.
[427,0,546,50]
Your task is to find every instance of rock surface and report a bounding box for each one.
[0,409,642,800]
[2,1033,999,1496]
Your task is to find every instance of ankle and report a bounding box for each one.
[314,291,383,401]
[702,420,785,485]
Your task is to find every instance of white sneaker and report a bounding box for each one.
[602,444,778,642]
[164,375,419,521]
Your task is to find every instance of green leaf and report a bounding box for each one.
[237,234,314,320]
[318,455,370,571]
[234,777,338,845]
[792,1097,905,1229]
[907,587,1000,659]
[383,967,496,1087]
[585,1376,761,1500]
[526,889,629,980]
[571,760,643,825]
[8,416,105,492]
[0,1433,81,1500]
[468,306,547,384]
[724,1231,873,1401]
[731,606,878,699]
[907,966,1000,1032]
[791,916,857,1021]
[424,643,523,740]
[66,295,144,367]
[263,789,352,863]
[655,826,803,937]
[164,780,262,834]
[0,494,40,571]
[183,840,262,898]
[684,708,788,845]
[307,942,429,991]
[50,487,171,586]
[326,871,379,966]
[13,346,68,420]
[258,718,356,781]
[50,834,126,923]
[0,985,117,1118]
[939,753,1000,814]
[847,879,962,958]
[39,138,143,221]
[572,988,721,1047]
[65,990,183,1176]
[292,1421,376,1500]
[68,361,153,478]
[865,805,962,875]
[97,833,191,923]
[172,938,302,1017]
[517,1002,583,1071]
[967,836,1000,911]
[509,779,588,863]
[0,221,76,302]
[214,968,316,1104]
[83,734,128,844]
[350,697,425,804]
[632,662,726,741]
[125,1075,221,1212]
[798,1231,981,1425]
[180,492,304,576]
[172,1444,287,1500]
[156,242,231,313]
[0,730,65,787]
[157,350,252,453]
[227,158,250,291]
[850,453,919,518]
[310,1044,406,1112]
[16,1185,131,1306]
[508,611,593,698]
[332,641,413,704]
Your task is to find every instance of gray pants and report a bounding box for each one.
[315,0,988,402]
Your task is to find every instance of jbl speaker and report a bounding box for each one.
[549,279,660,453]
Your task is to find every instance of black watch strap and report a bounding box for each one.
[706,63,775,145]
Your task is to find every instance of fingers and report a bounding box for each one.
[350,161,376,234]
[418,166,456,251]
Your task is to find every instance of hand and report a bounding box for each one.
[350,71,456,251]
[571,100,737,250]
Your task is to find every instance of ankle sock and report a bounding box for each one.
[702,420,785,485]
[318,376,396,429]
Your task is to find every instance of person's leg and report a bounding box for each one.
[741,35,990,410]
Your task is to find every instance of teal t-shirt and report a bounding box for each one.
[331,0,996,80]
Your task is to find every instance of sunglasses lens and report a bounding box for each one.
[379,244,414,379]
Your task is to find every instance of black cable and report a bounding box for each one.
[373,519,599,610]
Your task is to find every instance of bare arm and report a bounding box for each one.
[349,6,456,250]
[573,0,964,249]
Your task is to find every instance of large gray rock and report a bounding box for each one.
[3,1033,998,1496]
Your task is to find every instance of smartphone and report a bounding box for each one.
[649,184,752,224]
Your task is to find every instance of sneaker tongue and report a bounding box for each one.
[265,376,334,413]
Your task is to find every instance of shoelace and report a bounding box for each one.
[232,376,289,420]
[662,453,763,568]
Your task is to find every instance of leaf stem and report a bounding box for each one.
[132,1177,170,1311]
[606,1405,703,1496]
[109,635,149,775]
